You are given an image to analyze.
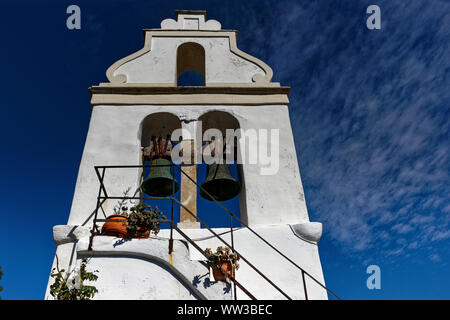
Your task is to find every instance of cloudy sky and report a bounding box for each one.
[0,0,448,299]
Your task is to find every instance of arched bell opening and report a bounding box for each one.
[197,111,246,228]
[138,112,182,230]
[176,42,205,86]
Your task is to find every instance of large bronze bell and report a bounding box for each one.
[200,163,241,201]
[141,158,179,197]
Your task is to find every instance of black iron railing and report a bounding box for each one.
[88,163,341,300]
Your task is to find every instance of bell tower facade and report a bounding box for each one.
[46,10,330,300]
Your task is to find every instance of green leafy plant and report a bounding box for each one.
[120,202,166,237]
[205,246,240,270]
[50,256,98,300]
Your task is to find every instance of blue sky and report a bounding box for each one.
[0,0,449,299]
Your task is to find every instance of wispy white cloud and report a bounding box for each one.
[236,0,450,264]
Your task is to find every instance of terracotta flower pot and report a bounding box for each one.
[212,261,234,282]
[132,225,151,239]
[101,215,151,239]
[101,215,129,238]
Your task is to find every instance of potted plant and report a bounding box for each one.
[122,202,165,238]
[205,246,240,282]
[101,188,131,238]
[101,188,166,239]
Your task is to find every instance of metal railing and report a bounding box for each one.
[88,163,341,300]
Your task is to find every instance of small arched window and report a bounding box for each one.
[176,42,205,86]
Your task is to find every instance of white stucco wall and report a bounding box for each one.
[74,236,231,300]
[115,37,265,84]
[82,256,197,300]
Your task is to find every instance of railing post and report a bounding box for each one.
[230,213,237,300]
[89,167,106,251]
[169,164,175,254]
[302,270,308,300]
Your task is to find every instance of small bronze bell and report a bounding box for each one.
[200,163,241,201]
[141,158,179,197]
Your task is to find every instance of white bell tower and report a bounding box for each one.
[45,10,332,300]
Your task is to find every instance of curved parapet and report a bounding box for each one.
[290,222,323,244]
[161,10,221,31]
[105,11,275,86]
